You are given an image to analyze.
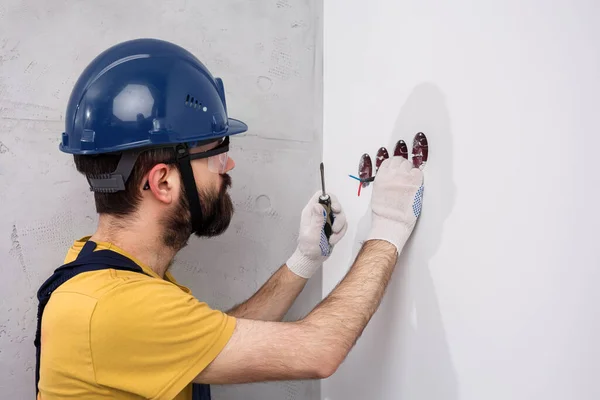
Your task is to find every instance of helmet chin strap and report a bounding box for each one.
[175,144,203,233]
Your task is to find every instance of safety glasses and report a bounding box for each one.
[189,136,230,174]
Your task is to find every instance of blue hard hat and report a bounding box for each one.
[61,39,248,235]
[60,38,247,155]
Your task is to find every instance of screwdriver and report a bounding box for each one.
[319,162,335,240]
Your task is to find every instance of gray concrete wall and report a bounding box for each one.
[0,1,323,399]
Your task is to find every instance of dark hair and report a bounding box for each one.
[73,148,179,216]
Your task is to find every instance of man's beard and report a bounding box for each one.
[161,173,234,252]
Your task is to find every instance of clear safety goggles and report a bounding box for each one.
[188,136,230,174]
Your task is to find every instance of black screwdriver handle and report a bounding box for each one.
[319,196,335,240]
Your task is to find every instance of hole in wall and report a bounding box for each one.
[394,140,408,159]
[375,147,389,172]
[412,132,428,169]
[358,153,372,188]
[255,195,271,211]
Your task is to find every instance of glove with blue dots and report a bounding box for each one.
[366,156,424,254]
[286,191,348,278]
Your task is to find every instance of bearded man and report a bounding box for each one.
[34,39,425,400]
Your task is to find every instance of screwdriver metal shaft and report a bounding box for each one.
[320,162,327,196]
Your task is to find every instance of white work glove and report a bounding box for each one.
[286,191,348,278]
[366,156,424,254]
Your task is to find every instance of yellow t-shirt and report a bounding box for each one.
[37,237,236,400]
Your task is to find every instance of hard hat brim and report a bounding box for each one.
[227,118,248,136]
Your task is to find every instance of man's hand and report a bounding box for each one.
[366,156,424,253]
[286,191,348,278]
[226,191,347,321]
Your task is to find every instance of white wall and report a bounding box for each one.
[0,1,323,399]
[323,1,600,399]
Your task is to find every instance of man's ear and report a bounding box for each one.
[144,164,176,204]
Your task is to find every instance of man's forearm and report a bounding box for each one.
[301,239,398,372]
[226,264,308,321]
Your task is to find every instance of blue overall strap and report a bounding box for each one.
[34,240,211,400]
[193,381,211,400]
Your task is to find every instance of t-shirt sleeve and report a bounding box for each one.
[90,278,236,399]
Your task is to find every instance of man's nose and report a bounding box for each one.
[225,156,235,172]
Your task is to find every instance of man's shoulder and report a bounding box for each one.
[45,268,169,333]
[54,265,164,300]
[46,265,200,334]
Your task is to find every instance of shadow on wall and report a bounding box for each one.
[345,83,459,399]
